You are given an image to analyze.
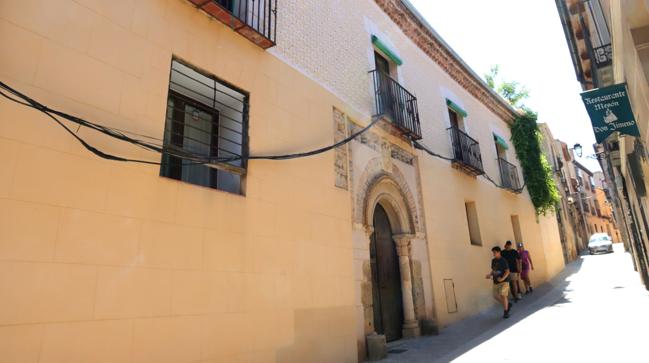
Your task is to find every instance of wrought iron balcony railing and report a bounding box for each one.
[370,70,422,140]
[448,126,484,175]
[189,0,277,49]
[498,158,522,192]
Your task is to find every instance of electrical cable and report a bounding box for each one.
[412,139,526,193]
[246,117,380,161]
[0,81,381,166]
[0,89,161,165]
[1,81,526,192]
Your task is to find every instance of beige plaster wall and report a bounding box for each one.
[274,0,523,177]
[273,0,566,327]
[0,0,361,362]
[0,0,568,361]
[538,213,565,280]
[417,157,560,326]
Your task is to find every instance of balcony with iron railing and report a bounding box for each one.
[448,126,484,176]
[369,70,422,140]
[188,0,277,48]
[498,158,522,192]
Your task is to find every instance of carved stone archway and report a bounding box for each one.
[357,158,422,339]
[354,157,424,235]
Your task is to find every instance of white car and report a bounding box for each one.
[588,233,614,254]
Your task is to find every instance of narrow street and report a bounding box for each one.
[381,244,649,362]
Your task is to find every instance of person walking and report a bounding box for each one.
[518,242,534,294]
[486,246,511,319]
[501,241,522,301]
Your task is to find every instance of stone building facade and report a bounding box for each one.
[556,0,649,289]
[539,123,581,262]
[0,0,565,362]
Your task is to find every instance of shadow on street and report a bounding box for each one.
[379,254,588,363]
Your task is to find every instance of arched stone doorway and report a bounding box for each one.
[370,203,404,341]
[361,174,421,339]
[351,156,437,360]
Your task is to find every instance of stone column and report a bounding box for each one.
[361,226,375,335]
[393,234,420,338]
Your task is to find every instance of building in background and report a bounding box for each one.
[573,162,622,242]
[556,0,649,289]
[593,171,623,242]
[0,0,566,361]
[539,123,582,262]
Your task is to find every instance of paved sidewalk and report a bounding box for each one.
[378,244,649,362]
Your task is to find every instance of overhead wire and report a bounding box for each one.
[0,81,380,166]
[412,139,527,193]
[1,81,526,192]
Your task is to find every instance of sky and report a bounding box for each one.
[410,0,601,171]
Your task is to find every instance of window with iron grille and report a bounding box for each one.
[161,59,248,194]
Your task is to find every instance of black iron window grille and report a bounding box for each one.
[498,158,522,192]
[448,126,484,175]
[585,0,612,67]
[189,0,277,49]
[161,59,249,194]
[369,70,422,140]
[593,44,612,66]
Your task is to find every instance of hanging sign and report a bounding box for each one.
[580,83,639,143]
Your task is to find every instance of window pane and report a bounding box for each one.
[217,171,241,194]
[220,128,243,146]
[161,59,248,194]
[220,116,244,134]
[170,62,215,108]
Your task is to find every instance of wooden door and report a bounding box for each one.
[370,204,404,342]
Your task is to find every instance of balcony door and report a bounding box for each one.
[375,52,397,122]
[217,0,235,11]
[375,52,391,75]
[495,142,507,160]
[448,108,464,131]
[449,109,463,160]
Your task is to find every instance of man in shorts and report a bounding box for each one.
[501,241,522,302]
[486,246,511,319]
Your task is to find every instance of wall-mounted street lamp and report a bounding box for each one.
[573,143,583,158]
[572,142,608,160]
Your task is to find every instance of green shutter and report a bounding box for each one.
[493,133,509,150]
[371,35,403,66]
[446,99,468,118]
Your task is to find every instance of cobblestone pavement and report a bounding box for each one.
[378,244,649,362]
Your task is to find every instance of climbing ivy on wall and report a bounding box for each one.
[510,110,561,215]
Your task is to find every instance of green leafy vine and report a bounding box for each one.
[510,110,560,215]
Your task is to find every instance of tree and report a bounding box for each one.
[484,65,529,109]
[485,66,559,215]
[510,110,561,215]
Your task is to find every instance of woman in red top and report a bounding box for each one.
[517,242,534,294]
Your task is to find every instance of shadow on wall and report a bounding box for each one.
[276,306,357,363]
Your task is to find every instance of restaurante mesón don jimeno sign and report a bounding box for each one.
[580,83,639,143]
